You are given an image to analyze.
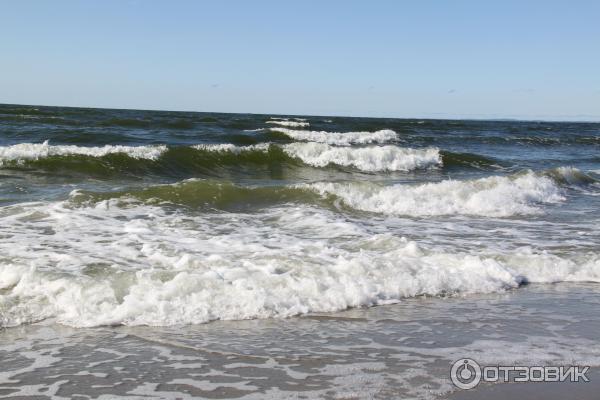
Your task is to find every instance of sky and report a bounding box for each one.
[1,0,599,120]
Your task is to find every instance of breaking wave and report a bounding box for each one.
[0,142,594,181]
[64,167,595,218]
[0,201,598,328]
[0,141,441,175]
[269,127,397,145]
[283,142,441,172]
[0,140,166,165]
[305,169,574,217]
[266,120,310,128]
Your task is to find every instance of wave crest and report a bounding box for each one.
[270,128,397,145]
[305,171,567,217]
[266,120,310,128]
[283,143,441,172]
[68,167,588,217]
[0,140,166,166]
[0,141,440,174]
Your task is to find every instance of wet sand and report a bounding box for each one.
[1,283,599,399]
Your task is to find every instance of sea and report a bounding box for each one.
[1,103,599,399]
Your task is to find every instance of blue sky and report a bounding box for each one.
[1,0,599,120]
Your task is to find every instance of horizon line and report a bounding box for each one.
[2,101,599,124]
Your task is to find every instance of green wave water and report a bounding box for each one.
[0,143,505,179]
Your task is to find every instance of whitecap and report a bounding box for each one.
[283,142,440,172]
[266,120,310,128]
[192,143,271,153]
[271,128,397,145]
[0,140,167,165]
[306,171,566,217]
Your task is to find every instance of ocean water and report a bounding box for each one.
[1,103,599,328]
[1,104,600,398]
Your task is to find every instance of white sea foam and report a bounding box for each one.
[271,128,397,145]
[192,143,271,153]
[307,171,566,217]
[266,120,310,127]
[0,140,167,165]
[0,199,598,328]
[270,117,307,121]
[283,142,440,172]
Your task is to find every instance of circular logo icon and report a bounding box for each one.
[450,358,482,390]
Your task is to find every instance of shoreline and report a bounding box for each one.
[2,282,600,399]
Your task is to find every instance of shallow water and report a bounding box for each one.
[1,283,600,399]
